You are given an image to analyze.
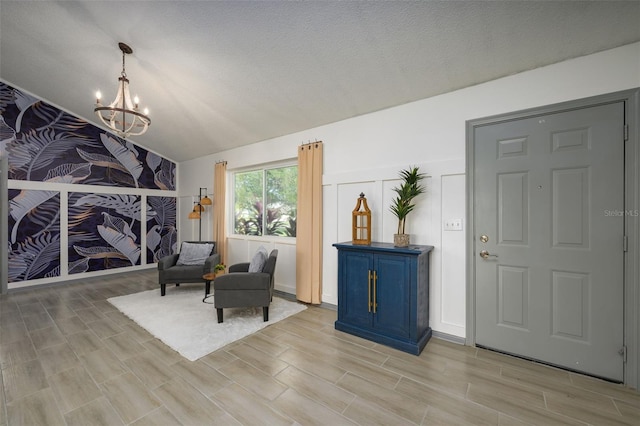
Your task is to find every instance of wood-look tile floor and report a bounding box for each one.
[1,269,639,425]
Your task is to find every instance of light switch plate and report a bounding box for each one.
[444,218,463,231]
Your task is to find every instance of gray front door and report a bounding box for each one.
[473,102,625,381]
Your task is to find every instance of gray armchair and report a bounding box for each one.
[157,241,220,296]
[214,249,278,323]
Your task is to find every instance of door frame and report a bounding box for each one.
[466,89,640,388]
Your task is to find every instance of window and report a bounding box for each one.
[233,165,297,237]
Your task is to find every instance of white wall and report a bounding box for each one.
[179,42,640,338]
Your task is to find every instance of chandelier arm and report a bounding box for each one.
[121,70,126,135]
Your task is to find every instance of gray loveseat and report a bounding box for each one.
[157,241,220,296]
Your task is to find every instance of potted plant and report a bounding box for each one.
[390,166,426,247]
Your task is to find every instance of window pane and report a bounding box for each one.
[265,166,297,237]
[234,170,263,235]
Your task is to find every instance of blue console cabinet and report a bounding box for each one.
[333,242,433,355]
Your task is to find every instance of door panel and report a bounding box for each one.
[340,251,371,328]
[474,102,625,381]
[498,265,529,329]
[374,254,410,339]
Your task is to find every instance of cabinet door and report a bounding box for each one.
[373,253,411,339]
[339,250,373,329]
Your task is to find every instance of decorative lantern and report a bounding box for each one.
[352,193,371,245]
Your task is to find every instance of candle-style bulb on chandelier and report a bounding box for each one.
[94,42,151,138]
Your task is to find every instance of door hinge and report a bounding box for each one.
[624,124,629,141]
[618,346,627,363]
[623,235,628,252]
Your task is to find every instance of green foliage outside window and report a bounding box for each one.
[234,166,297,237]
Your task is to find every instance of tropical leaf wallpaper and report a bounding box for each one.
[147,196,177,263]
[68,192,143,273]
[7,189,61,282]
[1,81,179,284]
[0,82,176,189]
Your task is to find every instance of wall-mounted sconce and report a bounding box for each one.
[188,187,212,241]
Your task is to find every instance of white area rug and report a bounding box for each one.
[108,287,306,361]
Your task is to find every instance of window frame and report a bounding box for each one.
[230,161,297,240]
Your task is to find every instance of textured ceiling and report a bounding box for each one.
[1,1,639,162]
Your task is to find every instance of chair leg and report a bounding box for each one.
[217,308,223,323]
[160,284,166,296]
[175,283,180,287]
[263,306,269,322]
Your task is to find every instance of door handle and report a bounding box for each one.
[479,250,498,259]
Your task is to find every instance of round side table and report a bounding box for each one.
[203,272,216,296]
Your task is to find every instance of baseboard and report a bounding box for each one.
[5,266,156,294]
[274,289,337,311]
[432,330,466,345]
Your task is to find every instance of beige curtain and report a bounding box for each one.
[296,142,323,303]
[214,161,227,266]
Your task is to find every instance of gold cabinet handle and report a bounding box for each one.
[368,270,372,312]
[373,270,377,313]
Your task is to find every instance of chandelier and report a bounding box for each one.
[94,42,150,138]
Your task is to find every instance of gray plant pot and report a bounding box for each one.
[393,233,410,247]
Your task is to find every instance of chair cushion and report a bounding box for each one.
[162,265,206,282]
[248,246,269,272]
[176,242,214,265]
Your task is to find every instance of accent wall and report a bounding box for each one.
[0,81,178,289]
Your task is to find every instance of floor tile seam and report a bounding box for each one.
[100,374,163,424]
[277,365,358,409]
[541,389,631,424]
[539,401,623,426]
[125,405,169,426]
[322,343,403,375]
[499,368,626,415]
[224,355,289,379]
[568,379,640,404]
[64,328,106,358]
[210,376,282,409]
[231,341,289,369]
[498,359,576,385]
[196,386,234,421]
[455,386,509,423]
[343,393,420,426]
[466,384,598,425]
[49,376,103,418]
[4,381,53,411]
[493,368,570,397]
[273,382,355,422]
[377,358,436,388]
[241,339,291,359]
[541,385,624,414]
[0,324,33,348]
[227,385,300,425]
[401,376,480,406]
[465,377,548,412]
[334,364,401,393]
[335,373,426,424]
[610,398,634,419]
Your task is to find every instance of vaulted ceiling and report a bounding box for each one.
[1,1,639,162]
